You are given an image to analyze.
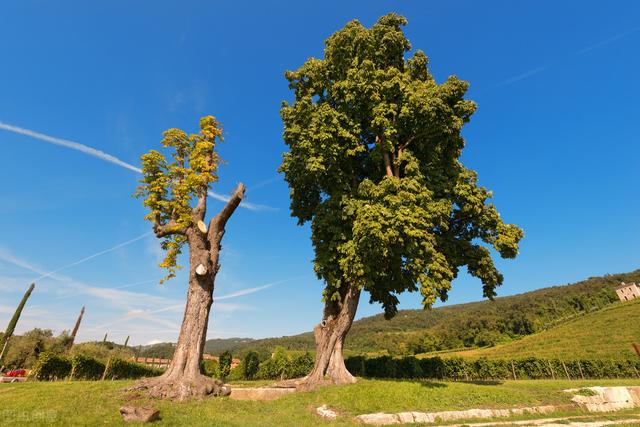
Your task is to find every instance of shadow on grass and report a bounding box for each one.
[366,378,504,387]
[458,380,503,386]
[368,378,448,388]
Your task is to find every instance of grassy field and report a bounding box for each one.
[443,298,640,360]
[1,378,639,426]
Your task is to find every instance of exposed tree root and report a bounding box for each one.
[276,373,357,392]
[127,374,230,401]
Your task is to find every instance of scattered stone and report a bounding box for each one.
[119,406,160,423]
[316,404,338,420]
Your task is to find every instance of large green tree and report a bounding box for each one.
[131,116,245,400]
[279,14,523,388]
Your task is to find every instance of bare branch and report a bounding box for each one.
[208,183,246,245]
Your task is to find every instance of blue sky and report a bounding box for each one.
[0,1,638,346]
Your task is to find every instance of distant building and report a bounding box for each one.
[615,282,640,302]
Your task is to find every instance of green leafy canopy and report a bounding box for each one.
[135,116,222,283]
[279,13,524,318]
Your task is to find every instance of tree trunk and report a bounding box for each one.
[129,233,229,400]
[296,282,361,390]
[129,184,245,400]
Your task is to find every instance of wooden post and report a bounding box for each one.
[577,361,585,380]
[547,360,556,380]
[561,360,571,380]
[511,360,517,381]
[101,358,112,381]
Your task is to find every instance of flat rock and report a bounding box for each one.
[568,386,640,412]
[355,412,401,425]
[119,406,160,423]
[316,404,337,419]
[228,386,296,401]
[356,405,563,424]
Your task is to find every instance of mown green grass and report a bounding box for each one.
[1,378,639,426]
[445,299,640,360]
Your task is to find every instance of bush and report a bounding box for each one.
[255,349,314,380]
[219,351,232,380]
[70,354,105,380]
[243,351,260,380]
[202,359,219,378]
[33,352,72,380]
[345,355,366,376]
[364,356,397,378]
[288,352,314,378]
[106,358,161,380]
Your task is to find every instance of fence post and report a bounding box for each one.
[511,360,517,381]
[561,360,571,380]
[577,361,585,380]
[547,360,556,380]
[101,357,112,381]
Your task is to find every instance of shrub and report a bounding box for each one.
[255,349,314,380]
[202,359,219,378]
[345,355,366,377]
[219,351,232,380]
[288,352,314,378]
[397,356,423,379]
[32,352,72,380]
[106,358,161,380]
[364,356,397,378]
[243,351,260,380]
[70,354,105,380]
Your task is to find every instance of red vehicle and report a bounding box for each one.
[5,369,27,377]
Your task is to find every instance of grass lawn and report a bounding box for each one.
[1,378,639,426]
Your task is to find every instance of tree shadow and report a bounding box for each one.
[458,380,503,386]
[375,378,448,388]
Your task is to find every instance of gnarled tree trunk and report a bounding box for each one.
[129,184,244,400]
[295,282,361,390]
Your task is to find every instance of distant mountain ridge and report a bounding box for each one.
[138,269,639,359]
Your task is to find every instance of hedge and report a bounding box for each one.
[105,358,162,380]
[33,353,161,381]
[345,355,640,380]
[256,351,314,380]
[32,352,72,380]
[70,354,105,380]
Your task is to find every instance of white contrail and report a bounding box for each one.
[0,121,271,211]
[33,232,151,282]
[0,121,142,173]
[490,25,640,89]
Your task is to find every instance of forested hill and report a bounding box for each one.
[140,269,639,359]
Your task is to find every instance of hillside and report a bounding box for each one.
[446,297,640,360]
[195,269,640,358]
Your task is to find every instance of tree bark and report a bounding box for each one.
[129,184,245,400]
[295,282,361,390]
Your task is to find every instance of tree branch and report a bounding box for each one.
[378,135,394,177]
[154,220,187,238]
[208,183,246,245]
